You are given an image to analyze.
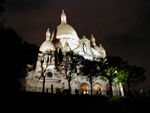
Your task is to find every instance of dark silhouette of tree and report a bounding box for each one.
[0,1,38,94]
[99,59,117,96]
[105,56,128,69]
[127,65,145,91]
[104,56,146,93]
[0,27,38,93]
[64,52,84,94]
[99,56,146,96]
[40,51,50,93]
[80,59,100,95]
[99,56,128,96]
[54,49,64,70]
[0,0,4,14]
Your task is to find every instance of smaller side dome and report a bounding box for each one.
[39,41,55,52]
[39,28,55,52]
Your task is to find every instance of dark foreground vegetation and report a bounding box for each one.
[4,91,150,113]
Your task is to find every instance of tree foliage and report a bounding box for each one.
[64,52,84,93]
[100,56,145,93]
[79,59,100,95]
[96,56,129,95]
[117,69,128,85]
[0,27,38,92]
[127,65,145,89]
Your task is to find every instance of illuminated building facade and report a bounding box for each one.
[25,10,124,95]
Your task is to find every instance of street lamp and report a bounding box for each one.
[114,70,118,74]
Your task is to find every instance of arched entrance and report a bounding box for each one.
[80,83,89,94]
[106,84,110,90]
[93,83,101,95]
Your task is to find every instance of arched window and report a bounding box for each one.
[83,43,87,53]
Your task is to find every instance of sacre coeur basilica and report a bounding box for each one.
[25,10,124,96]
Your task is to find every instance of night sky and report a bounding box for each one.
[3,0,150,92]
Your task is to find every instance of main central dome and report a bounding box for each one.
[51,10,79,41]
[51,10,79,50]
[56,23,78,40]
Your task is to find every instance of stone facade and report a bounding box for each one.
[25,10,123,95]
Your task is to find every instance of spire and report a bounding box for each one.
[46,28,51,41]
[91,34,96,46]
[99,44,102,47]
[99,44,104,49]
[61,10,67,24]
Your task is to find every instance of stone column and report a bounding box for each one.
[119,82,124,96]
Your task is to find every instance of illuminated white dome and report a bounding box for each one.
[56,23,79,40]
[39,28,55,52]
[51,10,79,41]
[51,10,79,50]
[39,41,55,52]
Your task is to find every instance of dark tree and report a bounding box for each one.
[40,51,51,93]
[0,0,4,14]
[0,1,39,93]
[127,65,146,91]
[105,56,146,92]
[80,59,100,95]
[0,27,38,93]
[99,56,146,96]
[99,56,128,96]
[64,52,84,94]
